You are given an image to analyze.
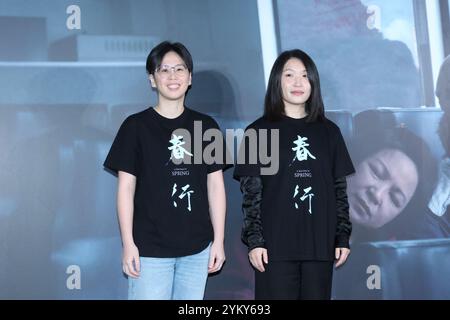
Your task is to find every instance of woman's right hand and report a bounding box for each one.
[122,243,140,278]
[248,247,268,272]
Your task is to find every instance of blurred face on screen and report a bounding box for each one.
[347,149,419,228]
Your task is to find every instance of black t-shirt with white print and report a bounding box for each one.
[104,107,230,258]
[234,115,355,261]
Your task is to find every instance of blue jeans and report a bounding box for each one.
[128,244,211,300]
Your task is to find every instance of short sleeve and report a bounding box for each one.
[233,126,263,179]
[204,118,233,174]
[103,116,139,176]
[332,126,355,179]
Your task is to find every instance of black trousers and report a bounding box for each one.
[255,260,334,300]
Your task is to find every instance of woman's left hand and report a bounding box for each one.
[208,241,226,274]
[335,247,350,268]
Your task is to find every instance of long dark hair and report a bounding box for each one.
[264,49,325,122]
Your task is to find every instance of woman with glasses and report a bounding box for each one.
[234,49,355,300]
[104,41,230,299]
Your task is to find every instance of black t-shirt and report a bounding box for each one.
[234,115,355,261]
[104,107,231,258]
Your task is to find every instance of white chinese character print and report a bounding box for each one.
[293,185,314,214]
[290,135,316,165]
[171,183,194,212]
[168,134,192,163]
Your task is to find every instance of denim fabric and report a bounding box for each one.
[128,243,211,300]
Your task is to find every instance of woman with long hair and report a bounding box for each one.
[234,49,355,299]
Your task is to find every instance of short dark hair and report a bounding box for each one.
[264,49,325,122]
[146,41,193,75]
[352,111,437,182]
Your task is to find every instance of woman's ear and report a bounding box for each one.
[149,74,156,88]
[189,73,192,86]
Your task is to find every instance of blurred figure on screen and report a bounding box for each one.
[348,110,437,242]
[436,55,450,115]
[411,56,450,238]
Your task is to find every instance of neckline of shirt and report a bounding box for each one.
[148,106,189,123]
[281,113,308,124]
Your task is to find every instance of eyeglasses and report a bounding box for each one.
[155,64,189,77]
